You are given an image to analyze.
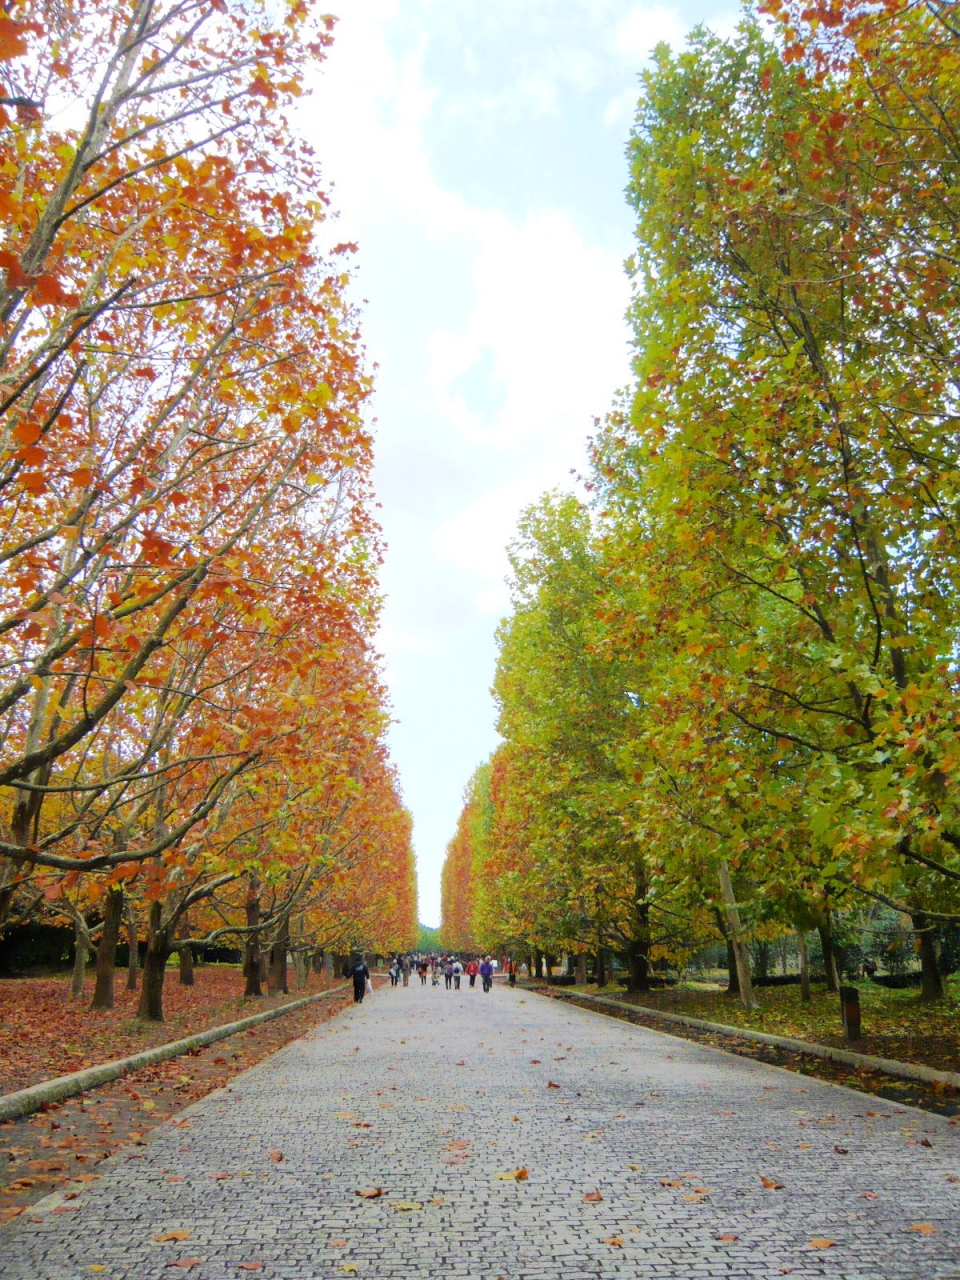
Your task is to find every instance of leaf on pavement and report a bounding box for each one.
[809,1239,836,1249]
[627,1164,643,1171]
[717,1234,738,1243]
[390,1201,422,1212]
[154,1230,192,1242]
[495,1168,528,1181]
[907,1223,936,1234]
[267,1150,283,1162]
[583,1188,603,1202]
[660,1179,682,1188]
[166,1261,203,1270]
[602,1236,623,1247]
[354,1188,384,1199]
[760,1176,784,1190]
[546,1081,560,1089]
[238,1265,263,1272]
[834,1146,849,1155]
[340,1267,359,1275]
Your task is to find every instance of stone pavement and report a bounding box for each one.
[2,980,958,1280]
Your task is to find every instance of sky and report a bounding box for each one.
[299,0,738,927]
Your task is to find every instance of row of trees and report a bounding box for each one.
[441,0,960,1005]
[0,0,417,1020]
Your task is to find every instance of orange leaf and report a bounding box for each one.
[717,1234,738,1242]
[154,1231,192,1242]
[12,421,41,446]
[267,1150,283,1162]
[238,1266,262,1272]
[809,1239,836,1249]
[20,471,46,495]
[601,1236,623,1247]
[583,1188,603,1202]
[354,1188,383,1198]
[760,1176,784,1190]
[907,1223,936,1234]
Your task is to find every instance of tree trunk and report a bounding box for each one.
[268,916,289,995]
[138,902,171,1021]
[626,888,651,993]
[626,936,650,993]
[911,910,944,1002]
[575,952,586,984]
[718,860,757,1011]
[243,877,263,997]
[596,947,606,987]
[799,931,811,1003]
[312,950,325,975]
[534,952,543,979]
[91,888,124,1011]
[70,920,89,1000]
[818,911,839,993]
[125,902,139,991]
[293,950,309,989]
[725,938,740,996]
[176,912,194,986]
[754,940,770,982]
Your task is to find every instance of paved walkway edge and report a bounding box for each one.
[0,983,349,1124]
[532,985,960,1092]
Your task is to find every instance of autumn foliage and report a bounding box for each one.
[0,0,416,1024]
[442,0,960,1002]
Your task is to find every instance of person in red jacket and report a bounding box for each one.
[465,958,479,989]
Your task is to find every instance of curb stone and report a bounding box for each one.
[0,983,350,1123]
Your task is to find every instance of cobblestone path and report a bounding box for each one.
[3,981,959,1280]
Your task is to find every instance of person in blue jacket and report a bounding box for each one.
[479,956,494,993]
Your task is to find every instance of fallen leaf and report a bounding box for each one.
[834,1146,849,1155]
[797,1143,811,1149]
[546,1081,560,1089]
[330,1241,348,1247]
[391,1202,422,1212]
[352,1122,371,1129]
[354,1188,384,1199]
[530,1059,541,1064]
[166,1262,203,1270]
[717,1234,738,1243]
[809,1239,836,1249]
[907,1223,936,1234]
[335,1112,358,1120]
[760,1176,784,1190]
[238,1266,263,1273]
[660,1179,682,1188]
[861,1192,878,1200]
[89,1269,107,1274]
[920,1138,933,1148]
[627,1164,644,1171]
[584,1189,603,1202]
[495,1168,528,1181]
[340,1267,358,1275]
[154,1231,192,1242]
[267,1150,283,1162]
[166,1176,184,1183]
[683,1193,705,1202]
[601,1236,623,1247]
[428,1197,444,1205]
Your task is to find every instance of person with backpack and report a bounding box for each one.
[452,959,463,989]
[479,956,494,993]
[443,958,454,989]
[466,958,479,988]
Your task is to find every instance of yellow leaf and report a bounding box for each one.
[907,1223,936,1234]
[809,1238,836,1249]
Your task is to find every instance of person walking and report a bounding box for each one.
[401,955,411,987]
[351,956,370,1004]
[505,958,516,987]
[480,956,494,993]
[466,958,479,988]
[452,959,463,990]
[443,958,454,989]
[418,959,429,985]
